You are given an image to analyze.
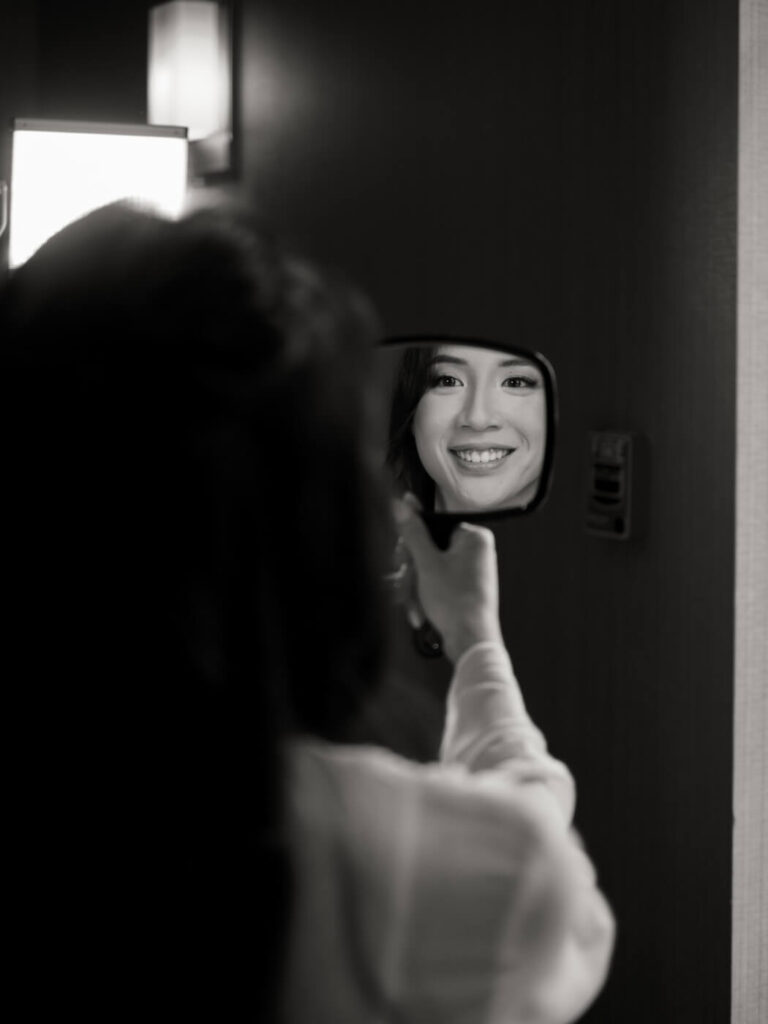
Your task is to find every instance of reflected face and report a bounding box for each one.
[412,345,547,512]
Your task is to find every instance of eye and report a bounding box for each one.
[428,373,464,389]
[502,375,540,390]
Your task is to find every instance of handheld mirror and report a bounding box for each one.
[378,334,558,655]
[380,334,557,529]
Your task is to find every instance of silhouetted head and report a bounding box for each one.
[1,200,392,1015]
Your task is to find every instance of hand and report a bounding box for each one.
[393,494,504,663]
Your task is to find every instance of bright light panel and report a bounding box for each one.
[148,1,231,142]
[9,122,188,268]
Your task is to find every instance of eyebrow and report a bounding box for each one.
[429,354,538,369]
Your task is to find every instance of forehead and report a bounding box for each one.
[432,344,534,370]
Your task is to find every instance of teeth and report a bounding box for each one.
[453,448,509,464]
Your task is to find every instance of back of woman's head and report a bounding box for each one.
[1,201,391,1015]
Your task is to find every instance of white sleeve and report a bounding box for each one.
[415,640,617,1023]
[286,730,614,1024]
[440,641,577,823]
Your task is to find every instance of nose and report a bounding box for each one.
[460,384,501,431]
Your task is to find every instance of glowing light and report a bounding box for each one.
[148,2,232,143]
[9,121,188,269]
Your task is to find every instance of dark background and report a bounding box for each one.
[1,2,737,1021]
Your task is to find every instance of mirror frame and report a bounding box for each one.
[379,333,558,527]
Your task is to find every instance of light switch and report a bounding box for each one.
[586,431,634,539]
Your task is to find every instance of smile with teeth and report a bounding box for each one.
[451,447,514,466]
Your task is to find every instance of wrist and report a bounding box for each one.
[444,618,504,664]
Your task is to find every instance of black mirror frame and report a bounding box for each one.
[379,333,558,535]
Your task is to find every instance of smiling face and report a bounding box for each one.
[411,344,547,512]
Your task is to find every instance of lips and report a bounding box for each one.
[450,446,515,468]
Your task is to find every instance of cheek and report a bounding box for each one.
[510,399,546,447]
[413,398,451,452]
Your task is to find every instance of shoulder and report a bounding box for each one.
[287,737,561,888]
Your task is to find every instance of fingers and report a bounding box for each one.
[392,495,496,567]
[390,494,501,661]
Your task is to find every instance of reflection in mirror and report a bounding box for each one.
[381,337,556,516]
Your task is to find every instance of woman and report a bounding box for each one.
[2,202,613,1022]
[388,341,548,512]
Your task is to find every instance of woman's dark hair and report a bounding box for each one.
[386,344,438,510]
[1,201,392,1017]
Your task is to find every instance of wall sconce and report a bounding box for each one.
[148,1,233,178]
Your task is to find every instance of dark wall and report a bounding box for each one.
[533,8,737,1022]
[234,7,737,1020]
[4,2,738,1022]
[34,0,149,123]
[0,1,38,148]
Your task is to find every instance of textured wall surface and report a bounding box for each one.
[733,2,768,1021]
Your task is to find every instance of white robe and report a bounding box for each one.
[283,642,615,1023]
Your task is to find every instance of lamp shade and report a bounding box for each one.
[148,2,231,143]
